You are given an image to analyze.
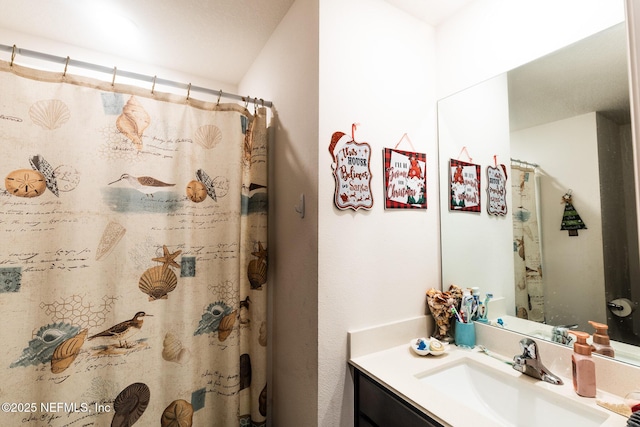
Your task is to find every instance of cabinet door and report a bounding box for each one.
[354,369,444,427]
[357,414,377,427]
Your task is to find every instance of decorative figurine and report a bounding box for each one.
[426,285,462,343]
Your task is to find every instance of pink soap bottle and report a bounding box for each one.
[570,331,596,398]
[588,320,615,357]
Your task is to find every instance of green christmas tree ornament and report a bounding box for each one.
[560,190,587,236]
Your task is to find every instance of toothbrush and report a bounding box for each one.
[478,302,485,318]
[450,305,463,323]
[482,293,493,320]
[478,345,514,366]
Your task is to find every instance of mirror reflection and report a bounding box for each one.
[437,21,640,366]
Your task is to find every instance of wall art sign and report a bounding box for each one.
[486,164,508,216]
[449,159,481,212]
[383,148,427,209]
[329,130,373,210]
[560,190,587,236]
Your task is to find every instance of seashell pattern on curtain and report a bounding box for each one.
[0,60,268,426]
[511,165,544,323]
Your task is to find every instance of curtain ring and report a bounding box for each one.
[111,66,117,86]
[186,83,191,100]
[63,56,70,77]
[151,75,157,94]
[10,45,16,67]
[216,89,222,106]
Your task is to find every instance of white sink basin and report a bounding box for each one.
[416,358,608,427]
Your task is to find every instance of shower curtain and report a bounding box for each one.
[511,165,544,322]
[0,61,268,426]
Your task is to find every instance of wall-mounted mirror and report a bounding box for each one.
[437,21,640,366]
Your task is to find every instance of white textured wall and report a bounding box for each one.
[511,113,606,330]
[437,74,514,310]
[240,1,320,426]
[318,0,438,425]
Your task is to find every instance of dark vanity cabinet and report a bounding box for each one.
[353,368,444,427]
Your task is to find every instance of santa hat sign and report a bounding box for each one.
[329,126,373,211]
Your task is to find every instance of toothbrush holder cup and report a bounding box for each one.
[454,320,476,348]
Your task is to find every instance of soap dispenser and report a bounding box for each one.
[588,320,615,357]
[570,331,596,398]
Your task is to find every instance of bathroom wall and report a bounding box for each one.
[317,1,438,425]
[511,113,606,330]
[437,73,513,309]
[242,1,628,425]
[239,1,320,426]
[249,3,628,425]
[596,116,640,343]
[312,1,626,426]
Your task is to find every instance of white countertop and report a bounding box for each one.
[348,316,630,427]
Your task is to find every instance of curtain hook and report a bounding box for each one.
[10,44,16,67]
[216,89,222,106]
[111,66,117,86]
[254,97,258,114]
[151,75,157,94]
[186,83,191,100]
[63,56,70,77]
[243,97,249,110]
[260,98,265,107]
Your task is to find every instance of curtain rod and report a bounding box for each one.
[0,44,272,108]
[510,157,539,168]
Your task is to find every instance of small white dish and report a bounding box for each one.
[410,337,447,357]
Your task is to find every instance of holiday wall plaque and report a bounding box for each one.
[486,164,508,216]
[329,131,373,210]
[449,159,481,212]
[383,148,427,209]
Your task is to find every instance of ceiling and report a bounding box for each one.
[508,22,630,131]
[0,0,473,86]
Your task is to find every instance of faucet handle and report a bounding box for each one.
[551,325,577,345]
[519,338,538,359]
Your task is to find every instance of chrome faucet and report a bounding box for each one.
[512,338,563,385]
[551,324,577,345]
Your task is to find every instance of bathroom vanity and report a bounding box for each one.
[354,368,443,427]
[349,316,631,427]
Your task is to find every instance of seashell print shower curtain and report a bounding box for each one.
[512,165,544,323]
[0,60,268,426]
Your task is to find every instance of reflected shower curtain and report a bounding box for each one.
[511,165,544,322]
[0,61,268,426]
